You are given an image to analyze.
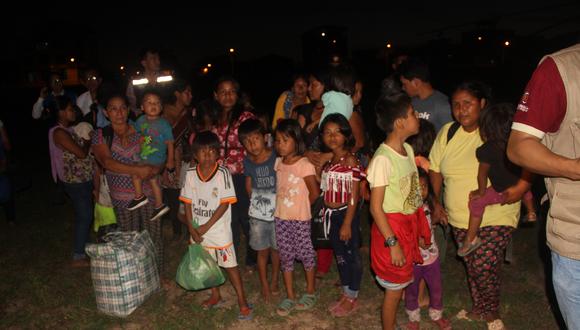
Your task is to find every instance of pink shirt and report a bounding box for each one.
[274,157,316,221]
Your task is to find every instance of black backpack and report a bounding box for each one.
[446,122,460,145]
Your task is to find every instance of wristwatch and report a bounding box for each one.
[384,236,398,247]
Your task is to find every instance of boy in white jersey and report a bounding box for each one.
[179,131,252,320]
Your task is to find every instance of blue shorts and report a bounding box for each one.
[249,217,277,251]
[375,275,413,291]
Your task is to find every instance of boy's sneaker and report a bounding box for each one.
[127,195,148,211]
[150,204,170,222]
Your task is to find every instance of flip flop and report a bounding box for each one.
[457,237,483,257]
[238,304,253,321]
[201,297,226,310]
[295,293,318,311]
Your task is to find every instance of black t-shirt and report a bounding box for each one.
[476,141,521,192]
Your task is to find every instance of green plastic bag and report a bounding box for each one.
[94,202,117,232]
[175,244,226,291]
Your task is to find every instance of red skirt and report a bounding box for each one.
[370,208,431,284]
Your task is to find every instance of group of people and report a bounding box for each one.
[36,43,580,330]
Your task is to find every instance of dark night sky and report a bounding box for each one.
[9,1,579,73]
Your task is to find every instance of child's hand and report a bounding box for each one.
[339,223,352,241]
[501,186,525,205]
[432,201,448,226]
[469,189,484,200]
[189,228,202,243]
[418,237,430,249]
[390,244,406,267]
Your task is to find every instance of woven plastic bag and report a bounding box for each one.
[85,231,160,317]
[175,243,225,291]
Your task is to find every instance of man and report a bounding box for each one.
[398,58,452,133]
[32,73,77,120]
[126,48,173,118]
[507,43,580,330]
[76,69,109,128]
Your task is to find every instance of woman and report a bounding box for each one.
[272,73,309,129]
[211,76,257,270]
[48,96,94,267]
[91,94,161,268]
[429,81,520,330]
[162,79,193,241]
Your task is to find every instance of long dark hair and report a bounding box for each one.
[275,119,305,156]
[406,119,436,157]
[478,102,514,151]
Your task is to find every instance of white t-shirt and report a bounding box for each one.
[179,164,237,248]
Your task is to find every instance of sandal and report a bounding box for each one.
[295,293,318,311]
[331,296,358,317]
[487,319,506,330]
[238,304,253,321]
[276,298,296,316]
[457,236,483,257]
[456,309,485,321]
[201,296,225,310]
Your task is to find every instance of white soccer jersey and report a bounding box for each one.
[180,164,237,248]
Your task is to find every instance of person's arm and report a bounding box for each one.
[245,176,252,197]
[304,174,321,205]
[197,203,230,237]
[429,170,448,225]
[32,88,47,119]
[508,130,580,180]
[471,162,490,199]
[339,156,360,241]
[92,142,155,180]
[502,168,534,204]
[369,185,405,267]
[165,140,175,170]
[349,111,365,153]
[304,150,333,168]
[53,128,90,159]
[183,201,202,243]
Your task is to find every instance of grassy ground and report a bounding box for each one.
[0,164,562,329]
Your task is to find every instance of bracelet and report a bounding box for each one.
[384,236,398,247]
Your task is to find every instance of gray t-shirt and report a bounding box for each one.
[412,90,452,133]
[243,150,277,221]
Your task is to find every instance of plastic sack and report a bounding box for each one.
[175,243,225,291]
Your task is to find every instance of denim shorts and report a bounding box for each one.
[249,217,277,251]
[375,275,413,291]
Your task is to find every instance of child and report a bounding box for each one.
[404,168,451,329]
[319,113,365,317]
[458,103,536,257]
[127,90,174,221]
[239,119,280,302]
[273,119,320,316]
[179,131,252,320]
[367,90,432,330]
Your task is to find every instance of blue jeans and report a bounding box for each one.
[62,181,94,259]
[329,207,362,296]
[552,251,580,330]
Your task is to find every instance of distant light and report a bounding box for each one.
[156,75,173,83]
[332,55,340,63]
[132,78,149,86]
[386,43,392,49]
[120,66,125,70]
[504,40,510,47]
[229,48,235,53]
[202,67,209,74]
[332,39,336,44]
[477,36,483,41]
[70,57,75,63]
[207,63,212,68]
[136,71,140,75]
[321,32,326,37]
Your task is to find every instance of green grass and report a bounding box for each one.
[0,170,561,329]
